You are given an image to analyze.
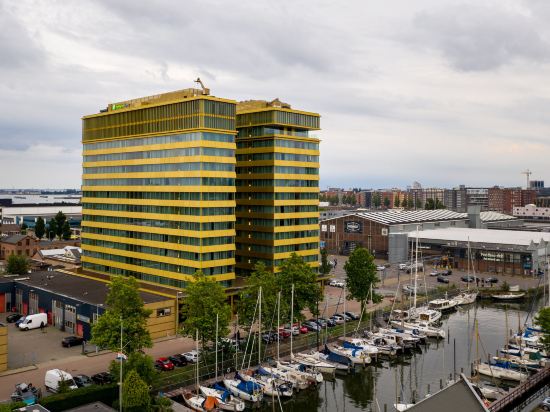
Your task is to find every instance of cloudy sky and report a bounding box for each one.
[1,0,550,189]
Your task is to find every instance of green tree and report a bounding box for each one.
[435,199,446,209]
[320,248,331,276]
[344,248,380,313]
[277,253,322,320]
[122,369,151,412]
[181,271,231,345]
[425,198,435,210]
[534,307,550,351]
[329,195,339,206]
[383,197,390,208]
[20,223,28,234]
[415,199,422,209]
[62,221,72,240]
[109,351,158,386]
[394,197,401,208]
[152,396,173,412]
[407,198,414,209]
[47,219,58,240]
[35,217,46,239]
[239,262,287,331]
[372,193,381,209]
[57,373,71,394]
[91,276,152,354]
[6,254,29,275]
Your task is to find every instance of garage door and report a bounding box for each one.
[64,304,76,334]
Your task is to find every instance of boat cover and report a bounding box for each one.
[203,396,219,410]
[237,380,261,393]
[212,383,231,402]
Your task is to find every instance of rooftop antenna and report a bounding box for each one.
[194,77,209,95]
[521,169,532,189]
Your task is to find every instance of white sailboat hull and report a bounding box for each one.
[474,363,528,382]
[292,353,337,374]
[200,386,245,411]
[223,379,263,403]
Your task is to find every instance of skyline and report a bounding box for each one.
[2,0,550,189]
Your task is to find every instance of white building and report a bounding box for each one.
[514,204,550,221]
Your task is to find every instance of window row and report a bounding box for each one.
[83,215,234,231]
[237,126,309,138]
[84,147,234,162]
[83,191,234,201]
[83,203,234,216]
[235,192,318,200]
[236,179,318,187]
[236,217,318,227]
[236,205,318,213]
[83,162,234,175]
[237,139,318,150]
[83,177,235,186]
[236,166,318,175]
[236,153,318,162]
[83,131,234,151]
[236,230,319,240]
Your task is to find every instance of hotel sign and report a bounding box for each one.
[344,221,363,233]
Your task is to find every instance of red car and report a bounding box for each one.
[295,323,308,334]
[154,357,175,371]
[277,328,291,339]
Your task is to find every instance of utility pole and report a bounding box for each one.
[119,315,123,412]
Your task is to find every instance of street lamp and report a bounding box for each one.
[175,291,183,338]
[95,304,103,353]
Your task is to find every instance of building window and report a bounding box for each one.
[157,307,172,317]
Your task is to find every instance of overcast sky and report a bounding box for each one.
[1,0,550,190]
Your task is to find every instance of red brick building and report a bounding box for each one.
[488,187,537,214]
[0,235,39,260]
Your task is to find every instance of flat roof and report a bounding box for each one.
[320,210,517,226]
[11,271,168,306]
[410,227,550,247]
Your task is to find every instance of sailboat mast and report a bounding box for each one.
[343,283,347,338]
[196,329,199,393]
[414,225,419,309]
[215,313,218,381]
[258,286,262,366]
[467,237,470,292]
[291,284,294,356]
[277,291,281,361]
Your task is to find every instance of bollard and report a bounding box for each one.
[412,390,416,403]
[384,405,387,412]
[427,384,430,395]
[440,378,443,389]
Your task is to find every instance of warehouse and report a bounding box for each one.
[0,271,176,340]
[410,227,550,275]
[320,209,520,260]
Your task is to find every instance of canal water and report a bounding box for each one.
[259,299,543,411]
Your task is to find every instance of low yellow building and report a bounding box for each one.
[0,323,7,372]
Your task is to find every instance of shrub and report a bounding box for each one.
[40,384,117,412]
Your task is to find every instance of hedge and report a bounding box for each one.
[39,384,118,412]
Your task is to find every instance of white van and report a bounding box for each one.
[45,369,78,392]
[18,313,48,331]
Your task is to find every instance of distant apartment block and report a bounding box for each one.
[513,203,550,221]
[488,187,537,214]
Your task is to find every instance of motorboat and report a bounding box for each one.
[416,308,442,325]
[474,362,528,382]
[291,352,337,374]
[378,327,424,347]
[239,369,293,398]
[455,291,478,305]
[473,381,508,401]
[363,335,400,357]
[260,364,310,391]
[200,384,245,411]
[394,403,414,411]
[491,293,525,301]
[182,391,215,412]
[223,376,263,403]
[390,320,446,339]
[428,296,458,313]
[492,356,541,372]
[314,351,352,371]
[391,307,418,322]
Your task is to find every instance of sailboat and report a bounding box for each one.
[183,331,218,411]
[455,238,478,306]
[291,352,337,374]
[200,314,246,411]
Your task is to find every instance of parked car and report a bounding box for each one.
[302,321,320,332]
[429,271,440,277]
[11,383,40,405]
[168,354,188,367]
[344,311,360,320]
[398,263,409,270]
[261,332,277,343]
[440,269,452,276]
[335,313,352,321]
[486,277,499,284]
[329,279,345,288]
[282,323,300,336]
[155,357,175,371]
[62,336,84,348]
[19,313,48,331]
[6,313,23,323]
[45,369,78,392]
[91,372,115,385]
[276,328,291,339]
[437,275,449,284]
[182,350,199,363]
[330,315,345,325]
[318,317,336,327]
[312,318,326,328]
[376,265,386,271]
[539,397,550,411]
[73,374,93,388]
[461,275,477,283]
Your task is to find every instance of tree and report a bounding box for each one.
[122,369,151,412]
[407,198,414,209]
[320,248,331,276]
[47,211,67,239]
[151,396,173,412]
[181,271,231,345]
[6,254,29,275]
[47,219,57,240]
[435,199,446,209]
[110,351,158,386]
[91,276,152,355]
[372,193,381,209]
[394,197,401,208]
[415,199,422,209]
[56,373,71,394]
[239,262,287,331]
[20,223,28,234]
[383,197,390,208]
[344,248,380,313]
[425,198,435,210]
[35,217,46,239]
[534,307,550,351]
[277,253,322,320]
[329,195,339,206]
[62,221,72,240]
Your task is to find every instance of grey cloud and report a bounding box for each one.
[412,4,550,71]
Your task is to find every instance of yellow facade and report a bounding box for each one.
[235,99,321,274]
[144,299,177,340]
[0,324,7,372]
[81,88,237,288]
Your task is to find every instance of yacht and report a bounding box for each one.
[428,295,458,313]
[416,308,442,325]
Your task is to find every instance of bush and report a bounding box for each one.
[40,384,118,412]
[0,401,26,412]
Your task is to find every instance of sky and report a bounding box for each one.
[1,0,550,190]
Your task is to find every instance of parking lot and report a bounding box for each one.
[0,313,82,369]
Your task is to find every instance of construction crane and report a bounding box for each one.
[194,77,209,95]
[521,169,532,189]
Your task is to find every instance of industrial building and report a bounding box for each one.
[235,99,320,275]
[410,228,550,275]
[81,87,238,289]
[320,209,520,260]
[0,271,176,340]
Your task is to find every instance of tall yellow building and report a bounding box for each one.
[81,88,237,288]
[235,99,321,275]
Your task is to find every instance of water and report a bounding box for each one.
[259,300,542,411]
